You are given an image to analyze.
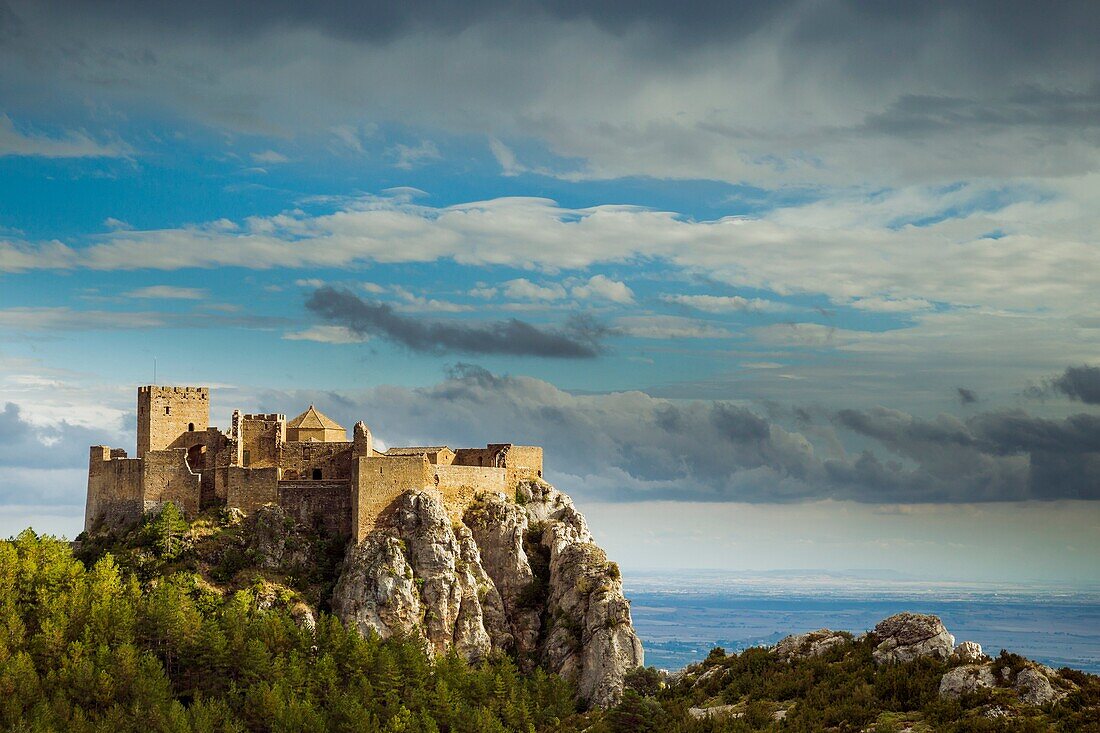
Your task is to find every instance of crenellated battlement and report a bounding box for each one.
[86,385,543,542]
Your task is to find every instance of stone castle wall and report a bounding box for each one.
[85,446,143,532]
[236,413,284,468]
[353,455,434,542]
[141,449,201,516]
[279,441,354,481]
[278,481,353,538]
[434,464,507,522]
[225,466,280,513]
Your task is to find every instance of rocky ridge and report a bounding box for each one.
[673,612,1086,722]
[332,479,643,708]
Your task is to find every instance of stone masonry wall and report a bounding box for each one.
[85,446,143,533]
[137,386,209,459]
[277,481,353,539]
[237,415,284,468]
[141,449,202,517]
[225,466,280,513]
[279,441,354,481]
[502,445,544,483]
[353,454,433,542]
[433,464,507,522]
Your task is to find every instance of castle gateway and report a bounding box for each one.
[86,386,543,541]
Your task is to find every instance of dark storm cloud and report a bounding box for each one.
[260,367,1099,505]
[305,287,608,358]
[26,0,1100,54]
[835,407,1100,502]
[957,388,978,405]
[1051,365,1100,405]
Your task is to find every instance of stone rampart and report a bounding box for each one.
[85,446,144,532]
[277,480,353,538]
[225,466,280,513]
[434,464,507,521]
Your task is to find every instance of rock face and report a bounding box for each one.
[1015,667,1062,706]
[951,641,986,664]
[332,481,643,708]
[871,612,955,665]
[773,629,849,660]
[939,664,996,698]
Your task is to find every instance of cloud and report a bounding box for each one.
[615,315,733,340]
[0,307,284,332]
[1050,365,1100,405]
[501,278,566,302]
[957,387,978,405]
[390,140,440,169]
[572,275,634,304]
[123,285,207,300]
[848,297,934,313]
[304,286,609,358]
[263,365,1099,504]
[251,149,289,163]
[0,402,110,471]
[661,293,782,313]
[4,2,1098,184]
[6,185,1095,321]
[0,114,130,158]
[832,407,1100,502]
[282,325,368,344]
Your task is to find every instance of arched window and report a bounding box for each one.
[312,468,322,480]
[188,422,195,432]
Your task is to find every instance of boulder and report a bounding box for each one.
[939,664,996,698]
[871,612,955,665]
[951,641,987,664]
[773,629,849,660]
[1015,667,1063,706]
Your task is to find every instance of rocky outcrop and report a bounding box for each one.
[1015,667,1065,706]
[773,629,849,660]
[937,657,1075,707]
[332,481,643,708]
[951,641,986,664]
[939,663,996,698]
[332,490,507,661]
[871,612,955,665]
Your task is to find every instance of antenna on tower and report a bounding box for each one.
[153,357,157,385]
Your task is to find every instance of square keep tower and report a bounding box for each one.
[137,385,210,458]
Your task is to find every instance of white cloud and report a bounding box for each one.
[848,297,934,313]
[616,315,735,339]
[502,278,567,301]
[662,293,783,313]
[283,325,368,344]
[5,182,1094,321]
[572,275,634,304]
[251,149,289,164]
[0,114,130,158]
[390,140,441,169]
[124,285,207,300]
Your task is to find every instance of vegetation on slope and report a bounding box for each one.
[584,640,1100,733]
[0,525,578,732]
[3,505,1098,732]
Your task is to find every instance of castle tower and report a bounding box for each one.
[286,405,346,442]
[137,385,210,458]
[353,421,373,456]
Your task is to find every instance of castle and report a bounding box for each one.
[86,386,543,542]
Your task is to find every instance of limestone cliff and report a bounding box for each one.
[332,479,643,708]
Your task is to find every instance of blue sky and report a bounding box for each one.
[2,0,1099,583]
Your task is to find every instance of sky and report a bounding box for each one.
[1,0,1098,584]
